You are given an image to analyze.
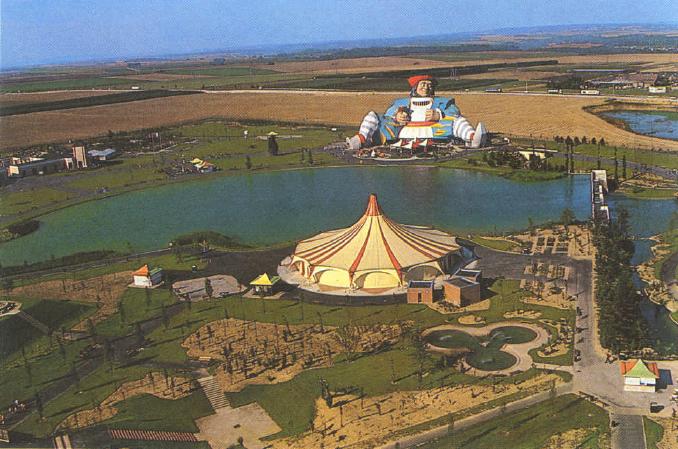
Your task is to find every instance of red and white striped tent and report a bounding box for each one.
[290,194,462,290]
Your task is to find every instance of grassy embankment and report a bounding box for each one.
[467,235,522,252]
[643,416,665,449]
[9,277,572,438]
[436,153,567,182]
[419,394,610,449]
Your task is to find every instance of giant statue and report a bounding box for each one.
[347,75,487,150]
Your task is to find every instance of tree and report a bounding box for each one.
[560,208,576,226]
[118,299,127,324]
[591,137,597,145]
[300,149,305,162]
[204,277,213,298]
[144,287,152,310]
[622,154,627,179]
[334,325,361,361]
[245,155,252,170]
[267,134,278,156]
[573,136,580,146]
[307,150,314,165]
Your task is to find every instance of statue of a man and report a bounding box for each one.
[347,75,487,150]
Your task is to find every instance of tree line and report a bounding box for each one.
[592,208,649,353]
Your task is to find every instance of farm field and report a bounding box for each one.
[2,90,676,151]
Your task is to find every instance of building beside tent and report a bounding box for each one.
[250,273,281,296]
[407,281,434,304]
[132,265,163,288]
[620,359,660,392]
[287,194,469,293]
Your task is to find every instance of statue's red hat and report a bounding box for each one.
[408,75,434,88]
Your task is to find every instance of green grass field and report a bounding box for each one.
[437,155,567,182]
[100,390,213,432]
[643,416,665,449]
[619,186,678,199]
[468,235,522,252]
[3,187,73,215]
[7,273,573,438]
[419,394,609,449]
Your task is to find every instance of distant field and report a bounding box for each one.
[0,89,201,116]
[162,66,279,76]
[0,90,113,106]
[3,90,676,151]
[0,76,142,93]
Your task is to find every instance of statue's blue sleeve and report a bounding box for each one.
[434,97,460,118]
[384,98,409,118]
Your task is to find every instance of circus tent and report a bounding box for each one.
[289,194,464,290]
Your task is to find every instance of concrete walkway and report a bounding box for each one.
[611,414,646,449]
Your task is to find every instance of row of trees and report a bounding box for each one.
[592,208,649,353]
[554,136,606,147]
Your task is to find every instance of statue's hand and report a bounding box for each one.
[425,109,441,121]
[395,110,410,125]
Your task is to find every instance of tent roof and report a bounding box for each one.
[133,264,149,276]
[620,359,659,378]
[293,194,459,275]
[251,273,280,286]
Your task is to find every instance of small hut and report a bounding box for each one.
[620,359,660,392]
[132,265,163,288]
[250,273,281,296]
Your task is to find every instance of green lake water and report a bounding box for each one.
[0,167,593,266]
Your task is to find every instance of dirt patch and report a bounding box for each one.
[9,271,132,330]
[655,417,678,449]
[542,428,596,449]
[269,373,562,449]
[57,371,194,431]
[458,314,486,325]
[182,318,404,393]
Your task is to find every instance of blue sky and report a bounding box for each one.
[1,0,676,68]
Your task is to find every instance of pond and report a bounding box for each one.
[0,166,593,266]
[602,110,678,141]
[423,326,536,371]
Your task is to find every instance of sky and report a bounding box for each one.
[1,0,676,69]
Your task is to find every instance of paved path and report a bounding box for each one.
[611,414,646,449]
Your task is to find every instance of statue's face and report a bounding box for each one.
[415,80,433,97]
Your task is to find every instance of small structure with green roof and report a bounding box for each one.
[250,273,281,296]
[620,359,660,392]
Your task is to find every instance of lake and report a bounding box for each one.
[0,166,593,266]
[603,110,678,141]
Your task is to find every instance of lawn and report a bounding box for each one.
[619,186,678,200]
[99,390,213,432]
[94,287,178,338]
[2,187,73,215]
[436,156,567,182]
[14,362,161,438]
[468,235,521,252]
[419,394,609,449]
[643,416,664,449]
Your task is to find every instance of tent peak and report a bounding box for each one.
[364,194,383,217]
